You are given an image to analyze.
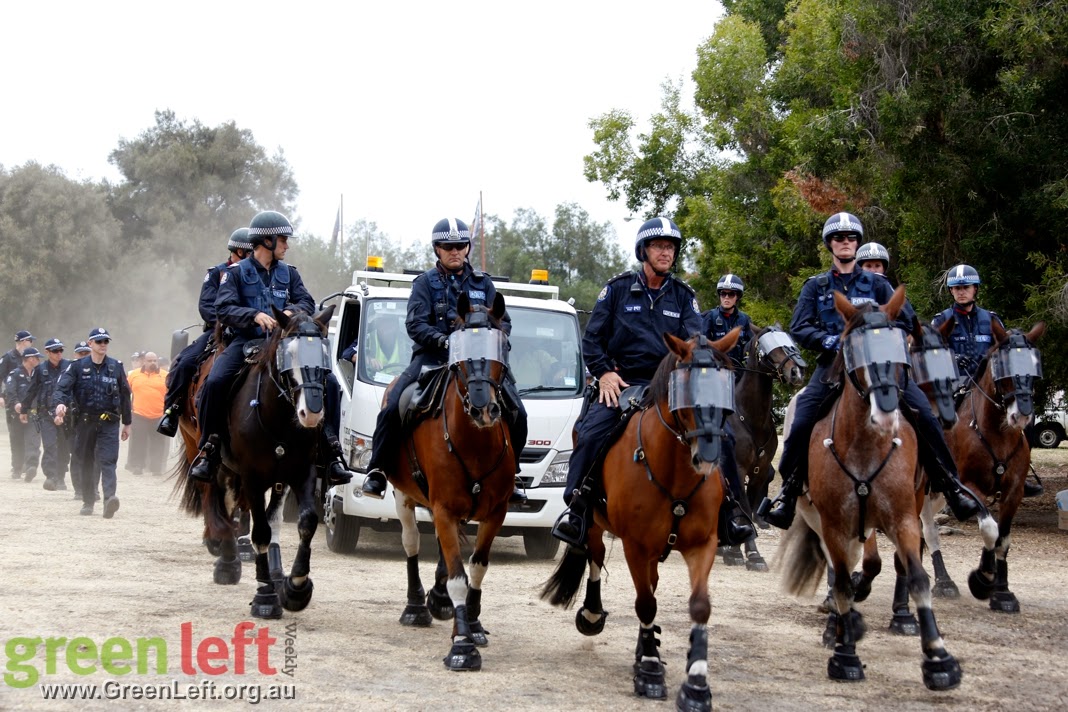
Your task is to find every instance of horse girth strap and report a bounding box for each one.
[826,398,902,542]
[631,408,708,562]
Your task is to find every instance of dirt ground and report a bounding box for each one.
[1,430,1066,711]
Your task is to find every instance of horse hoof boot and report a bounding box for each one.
[745,552,769,572]
[989,590,1020,613]
[632,659,667,699]
[250,586,284,619]
[280,576,314,611]
[204,538,223,557]
[399,604,433,627]
[922,654,962,691]
[213,557,242,585]
[821,614,838,649]
[850,609,868,642]
[575,606,608,636]
[443,640,482,672]
[467,620,490,647]
[676,677,712,712]
[720,546,745,566]
[932,578,960,599]
[426,587,455,621]
[828,651,865,682]
[42,478,57,491]
[850,571,873,603]
[967,569,995,601]
[237,536,256,562]
[889,611,919,636]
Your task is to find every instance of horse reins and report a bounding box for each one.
[967,385,1025,502]
[441,369,510,521]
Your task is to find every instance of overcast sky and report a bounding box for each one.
[2,1,724,263]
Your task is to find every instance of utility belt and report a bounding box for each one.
[80,411,121,423]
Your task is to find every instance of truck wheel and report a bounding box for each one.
[523,529,561,560]
[326,507,360,554]
[1035,424,1062,449]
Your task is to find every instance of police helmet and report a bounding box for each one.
[716,274,745,294]
[946,264,981,287]
[247,211,293,247]
[431,218,472,248]
[227,227,253,253]
[43,338,64,352]
[74,341,91,355]
[21,347,42,360]
[822,212,864,248]
[634,217,682,262]
[856,242,890,268]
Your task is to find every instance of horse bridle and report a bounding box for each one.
[735,327,806,383]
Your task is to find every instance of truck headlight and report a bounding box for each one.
[348,434,373,472]
[541,450,570,486]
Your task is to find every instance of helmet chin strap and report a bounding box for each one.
[837,255,856,263]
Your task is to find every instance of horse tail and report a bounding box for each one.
[171,457,203,516]
[778,517,827,598]
[540,546,588,608]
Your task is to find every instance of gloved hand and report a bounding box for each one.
[956,355,976,375]
[821,335,841,352]
[437,334,449,351]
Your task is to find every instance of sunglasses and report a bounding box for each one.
[830,234,859,243]
[438,243,467,252]
[47,349,64,353]
[93,339,111,345]
[719,291,739,298]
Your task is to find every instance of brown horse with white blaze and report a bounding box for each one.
[779,287,962,691]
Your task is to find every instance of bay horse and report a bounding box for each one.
[924,319,1045,612]
[386,292,516,672]
[722,324,806,570]
[779,287,962,690]
[542,330,739,711]
[175,305,334,619]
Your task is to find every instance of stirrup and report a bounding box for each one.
[361,469,387,499]
[157,408,179,437]
[188,438,218,482]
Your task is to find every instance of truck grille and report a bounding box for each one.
[519,447,549,464]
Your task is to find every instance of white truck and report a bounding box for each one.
[320,266,584,559]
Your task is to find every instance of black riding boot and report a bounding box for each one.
[157,404,180,438]
[188,436,219,482]
[551,483,593,548]
[930,468,983,522]
[757,474,804,530]
[361,469,387,499]
[718,494,756,547]
[324,437,355,486]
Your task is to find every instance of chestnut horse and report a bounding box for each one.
[779,287,962,690]
[542,330,739,711]
[386,292,516,672]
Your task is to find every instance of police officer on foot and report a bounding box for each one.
[551,217,755,548]
[157,227,253,437]
[6,347,43,482]
[53,328,132,518]
[1,330,36,478]
[757,213,983,529]
[703,274,752,365]
[15,338,72,490]
[361,218,529,500]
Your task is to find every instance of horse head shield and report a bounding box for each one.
[756,326,807,386]
[989,330,1043,418]
[910,320,960,427]
[842,310,910,414]
[668,334,735,465]
[273,306,334,425]
[449,293,508,424]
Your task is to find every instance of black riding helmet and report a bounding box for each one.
[248,211,293,249]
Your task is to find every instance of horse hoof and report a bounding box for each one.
[426,588,454,621]
[399,604,433,627]
[745,553,769,572]
[250,586,283,619]
[632,659,667,699]
[889,612,919,636]
[989,590,1020,613]
[443,640,482,672]
[720,547,745,566]
[237,536,255,563]
[676,677,712,712]
[922,654,962,691]
[967,569,995,601]
[828,651,865,682]
[575,607,608,636]
[280,576,314,612]
[213,557,242,585]
[850,571,873,603]
[204,538,223,557]
[469,620,490,647]
[932,578,960,599]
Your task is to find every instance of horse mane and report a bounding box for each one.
[252,311,316,371]
[643,334,733,407]
[744,323,768,368]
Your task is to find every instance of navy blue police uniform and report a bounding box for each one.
[932,305,1005,382]
[20,343,72,488]
[1,331,34,477]
[6,354,42,481]
[53,333,132,512]
[364,262,526,475]
[702,307,752,365]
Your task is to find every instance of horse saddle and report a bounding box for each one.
[585,385,649,495]
[242,338,265,362]
[399,365,449,428]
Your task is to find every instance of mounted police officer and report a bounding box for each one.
[15,338,72,490]
[6,346,43,482]
[1,330,36,478]
[551,217,754,548]
[157,227,252,437]
[758,213,983,528]
[931,264,1005,383]
[53,327,132,518]
[702,274,752,365]
[856,242,890,275]
[360,217,528,500]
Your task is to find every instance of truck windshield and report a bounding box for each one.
[358,298,414,385]
[507,306,583,399]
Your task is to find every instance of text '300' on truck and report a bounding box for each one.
[322,264,584,559]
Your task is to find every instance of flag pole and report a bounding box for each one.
[480,190,485,272]
[339,194,344,263]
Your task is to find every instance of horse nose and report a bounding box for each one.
[488,402,501,420]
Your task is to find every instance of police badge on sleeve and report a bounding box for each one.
[597,286,609,302]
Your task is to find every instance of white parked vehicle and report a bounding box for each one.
[321,265,584,559]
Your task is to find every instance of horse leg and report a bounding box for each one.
[676,539,717,712]
[851,536,880,604]
[436,515,480,672]
[826,553,865,681]
[903,550,962,690]
[212,535,242,585]
[742,534,769,573]
[396,493,432,627]
[426,541,455,621]
[249,495,282,619]
[576,530,609,635]
[922,494,959,598]
[966,509,1003,605]
[465,514,506,647]
[718,544,744,566]
[986,515,1020,613]
[208,486,241,585]
[888,553,919,635]
[280,468,317,612]
[625,548,665,699]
